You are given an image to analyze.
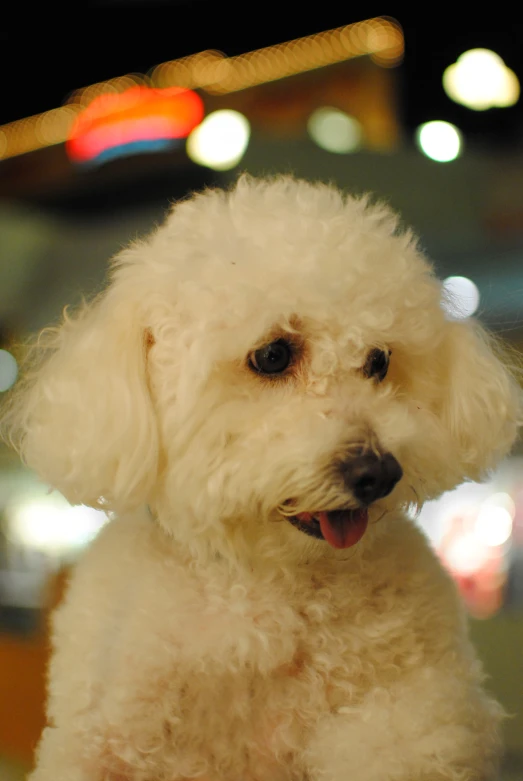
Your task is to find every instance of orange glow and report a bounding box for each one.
[69,73,149,109]
[65,86,204,163]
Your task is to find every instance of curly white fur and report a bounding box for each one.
[1,175,521,781]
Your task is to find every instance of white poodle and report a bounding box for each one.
[1,175,521,781]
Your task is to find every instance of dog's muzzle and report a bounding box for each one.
[287,450,402,549]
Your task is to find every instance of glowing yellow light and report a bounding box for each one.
[186,110,250,170]
[308,108,363,153]
[154,60,193,89]
[367,19,390,50]
[443,49,520,110]
[199,17,403,94]
[442,276,480,319]
[416,121,463,163]
[35,106,78,145]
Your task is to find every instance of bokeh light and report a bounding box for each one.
[415,461,523,621]
[475,493,515,547]
[0,349,18,392]
[307,108,363,153]
[66,86,204,164]
[444,532,490,576]
[443,49,520,110]
[186,110,250,170]
[9,494,108,556]
[0,17,404,161]
[475,506,513,548]
[35,106,80,145]
[416,121,463,162]
[442,276,480,319]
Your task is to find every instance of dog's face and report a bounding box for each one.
[3,176,520,559]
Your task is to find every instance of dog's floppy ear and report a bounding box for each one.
[438,319,521,481]
[1,286,158,511]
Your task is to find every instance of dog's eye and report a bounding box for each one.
[363,348,390,382]
[249,339,293,375]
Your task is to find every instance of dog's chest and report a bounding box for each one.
[92,550,422,781]
[163,569,393,778]
[170,624,329,781]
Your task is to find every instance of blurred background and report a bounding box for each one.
[0,2,522,778]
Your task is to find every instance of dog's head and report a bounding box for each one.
[2,176,520,559]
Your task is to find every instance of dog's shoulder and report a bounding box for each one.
[366,513,460,605]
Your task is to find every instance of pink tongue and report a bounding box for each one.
[318,509,368,549]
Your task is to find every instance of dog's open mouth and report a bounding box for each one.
[288,509,369,549]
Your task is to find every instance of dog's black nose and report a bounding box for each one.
[342,451,403,505]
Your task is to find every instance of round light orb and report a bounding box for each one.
[0,349,18,392]
[443,49,520,110]
[417,120,463,162]
[442,276,480,319]
[186,110,250,171]
[308,108,363,154]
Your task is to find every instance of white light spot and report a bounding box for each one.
[416,120,463,162]
[445,532,489,575]
[482,492,516,518]
[442,276,480,319]
[186,110,250,171]
[0,349,18,392]
[10,494,108,555]
[307,108,363,154]
[443,49,520,111]
[475,504,513,547]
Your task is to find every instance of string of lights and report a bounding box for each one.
[0,17,403,163]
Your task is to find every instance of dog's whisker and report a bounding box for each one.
[406,484,422,518]
[369,509,388,526]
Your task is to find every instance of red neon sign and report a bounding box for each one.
[66,86,204,163]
